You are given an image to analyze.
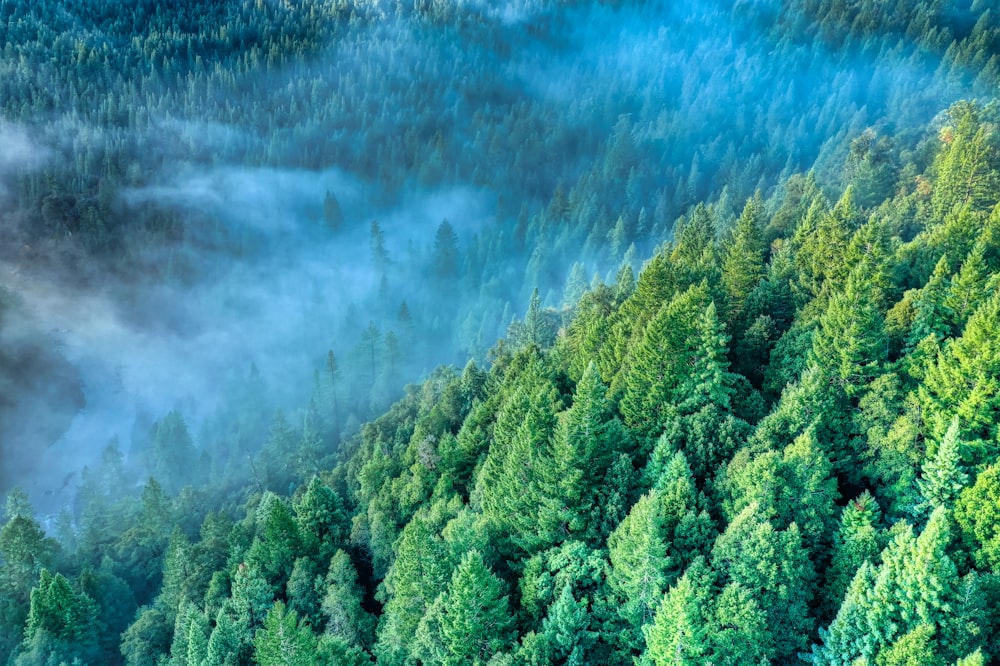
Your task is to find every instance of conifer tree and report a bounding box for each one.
[476,375,559,552]
[955,461,1000,571]
[321,550,375,648]
[931,101,1000,219]
[917,417,969,513]
[642,567,711,665]
[420,550,515,666]
[563,262,589,309]
[945,243,989,329]
[920,290,1000,449]
[809,264,887,398]
[711,505,815,663]
[186,608,211,666]
[677,301,736,414]
[825,492,882,617]
[253,601,318,666]
[19,569,100,665]
[294,477,349,565]
[909,255,954,349]
[607,459,714,653]
[810,509,971,665]
[618,284,710,439]
[721,193,766,327]
[537,362,621,545]
[374,514,451,666]
[204,606,249,666]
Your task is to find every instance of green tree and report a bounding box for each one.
[954,463,1000,571]
[294,476,350,565]
[809,264,887,399]
[321,550,375,648]
[121,607,172,666]
[720,427,838,557]
[721,193,767,327]
[917,416,969,514]
[606,458,714,653]
[517,584,596,666]
[536,363,622,545]
[642,566,711,665]
[825,492,883,618]
[618,284,711,439]
[253,601,318,666]
[17,570,99,665]
[810,509,975,665]
[149,410,199,494]
[930,101,1000,220]
[908,255,954,349]
[875,624,943,666]
[206,607,251,666]
[920,290,1000,455]
[944,243,989,329]
[711,505,815,663]
[416,550,515,666]
[476,372,560,552]
[374,514,452,665]
[246,493,303,592]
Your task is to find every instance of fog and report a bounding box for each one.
[2,155,497,511]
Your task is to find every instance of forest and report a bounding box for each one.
[2,0,1000,664]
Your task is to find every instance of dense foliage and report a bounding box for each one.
[3,0,1000,664]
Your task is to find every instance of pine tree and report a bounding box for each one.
[607,461,714,653]
[920,290,1000,451]
[809,264,887,398]
[326,351,341,432]
[370,221,390,273]
[374,514,451,665]
[294,477,349,564]
[476,374,559,552]
[19,569,100,664]
[677,301,736,414]
[432,219,460,280]
[810,509,967,665]
[321,550,375,648]
[618,284,711,439]
[208,601,260,666]
[246,494,303,593]
[930,101,1000,220]
[670,203,718,285]
[149,411,198,494]
[536,363,621,545]
[253,601,318,666]
[721,427,838,557]
[323,190,343,230]
[563,262,589,309]
[711,505,815,663]
[825,492,883,618]
[721,193,766,327]
[954,463,1000,570]
[908,255,954,349]
[944,243,989,329]
[874,624,943,666]
[642,567,711,665]
[710,582,772,665]
[917,416,969,513]
[518,584,596,666]
[428,550,515,666]
[186,608,211,666]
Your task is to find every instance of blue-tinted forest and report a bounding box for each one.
[2,0,1000,664]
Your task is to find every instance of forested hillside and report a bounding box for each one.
[2,0,1000,664]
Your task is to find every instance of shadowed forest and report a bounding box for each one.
[2,0,1000,664]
